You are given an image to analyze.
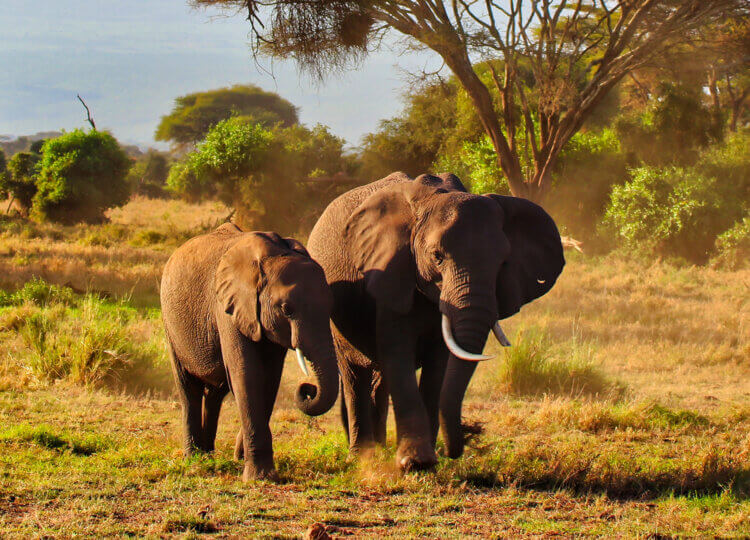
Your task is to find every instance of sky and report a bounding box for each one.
[0,0,438,148]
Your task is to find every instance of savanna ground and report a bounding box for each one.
[0,197,748,538]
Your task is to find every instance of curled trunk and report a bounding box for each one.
[294,340,339,417]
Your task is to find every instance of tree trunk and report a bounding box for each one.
[441,51,528,199]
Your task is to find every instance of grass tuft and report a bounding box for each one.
[1,279,171,393]
[0,424,109,455]
[499,327,620,397]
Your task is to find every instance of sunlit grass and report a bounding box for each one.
[0,197,748,536]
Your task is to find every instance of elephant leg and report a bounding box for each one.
[342,362,377,455]
[201,385,227,453]
[262,344,286,418]
[417,337,449,448]
[167,339,204,456]
[218,320,278,482]
[234,344,285,462]
[371,373,388,446]
[377,310,437,471]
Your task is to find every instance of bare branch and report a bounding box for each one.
[77,94,96,131]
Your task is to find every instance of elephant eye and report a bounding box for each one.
[432,250,445,265]
[281,302,294,317]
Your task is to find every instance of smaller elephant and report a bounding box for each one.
[160,223,338,481]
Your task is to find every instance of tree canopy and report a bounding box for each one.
[167,117,351,234]
[33,130,132,223]
[155,84,299,148]
[192,0,740,202]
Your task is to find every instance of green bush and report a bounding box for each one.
[126,150,170,198]
[167,118,273,203]
[32,130,131,223]
[1,151,40,215]
[129,229,167,247]
[0,277,77,308]
[615,83,722,167]
[603,166,727,262]
[169,118,351,234]
[696,130,750,214]
[712,216,750,270]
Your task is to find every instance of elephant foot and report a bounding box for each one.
[396,441,438,472]
[242,462,280,483]
[346,444,377,464]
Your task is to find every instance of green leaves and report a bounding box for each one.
[167,118,349,234]
[155,84,298,146]
[604,166,725,262]
[32,130,131,223]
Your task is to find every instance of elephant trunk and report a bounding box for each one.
[438,296,495,459]
[293,337,339,417]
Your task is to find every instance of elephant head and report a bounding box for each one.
[345,173,564,456]
[215,231,338,416]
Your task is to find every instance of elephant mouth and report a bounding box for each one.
[440,315,511,362]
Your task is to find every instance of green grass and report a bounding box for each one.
[0,388,747,537]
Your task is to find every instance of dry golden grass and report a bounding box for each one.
[107,195,230,232]
[0,197,748,537]
[0,198,227,303]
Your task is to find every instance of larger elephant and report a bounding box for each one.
[160,223,338,481]
[307,173,564,470]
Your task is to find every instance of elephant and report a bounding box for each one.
[160,223,338,481]
[307,172,564,471]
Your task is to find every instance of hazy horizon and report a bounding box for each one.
[1,0,437,148]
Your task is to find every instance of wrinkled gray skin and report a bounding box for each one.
[307,173,564,470]
[161,223,338,481]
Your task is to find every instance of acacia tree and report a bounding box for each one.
[192,0,734,202]
[156,84,299,150]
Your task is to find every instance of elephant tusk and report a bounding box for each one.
[441,315,494,362]
[295,348,310,377]
[492,321,511,347]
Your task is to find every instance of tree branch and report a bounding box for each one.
[77,94,97,131]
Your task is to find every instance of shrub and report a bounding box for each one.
[696,130,750,214]
[32,130,131,223]
[615,83,722,167]
[712,216,750,270]
[167,118,273,204]
[0,277,77,307]
[129,229,167,247]
[603,166,727,263]
[1,151,40,215]
[78,223,130,247]
[169,118,351,234]
[126,150,170,198]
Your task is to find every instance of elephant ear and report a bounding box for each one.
[215,241,264,341]
[344,187,416,314]
[283,237,310,257]
[485,194,565,319]
[435,173,469,192]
